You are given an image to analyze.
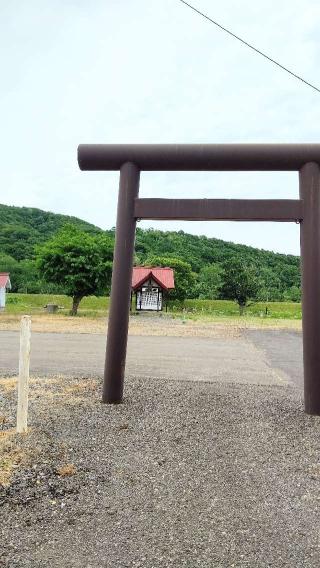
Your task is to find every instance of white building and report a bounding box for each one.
[0,273,11,308]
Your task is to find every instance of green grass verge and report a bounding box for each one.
[170,300,301,320]
[3,294,110,317]
[168,299,302,319]
[2,294,302,320]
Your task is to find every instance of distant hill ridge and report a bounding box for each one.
[0,204,102,260]
[0,202,299,272]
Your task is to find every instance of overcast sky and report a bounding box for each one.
[2,0,320,255]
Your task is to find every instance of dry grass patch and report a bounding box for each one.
[62,379,98,396]
[0,314,108,334]
[0,429,26,487]
[0,376,65,397]
[0,312,301,336]
[0,376,66,402]
[56,463,77,477]
[0,377,17,393]
[61,379,99,405]
[25,376,99,404]
[0,374,99,486]
[128,319,241,338]
[0,378,23,486]
[307,463,320,478]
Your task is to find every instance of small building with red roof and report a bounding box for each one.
[0,273,11,309]
[131,267,175,311]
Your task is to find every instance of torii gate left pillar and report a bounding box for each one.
[103,161,140,402]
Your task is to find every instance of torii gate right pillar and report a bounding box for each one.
[300,162,320,414]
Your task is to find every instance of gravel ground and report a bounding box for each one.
[1,374,320,567]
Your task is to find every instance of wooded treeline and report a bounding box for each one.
[0,204,301,302]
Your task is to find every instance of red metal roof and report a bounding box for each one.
[132,267,175,291]
[0,273,11,289]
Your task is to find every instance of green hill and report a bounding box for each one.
[0,204,102,260]
[135,227,299,273]
[0,203,301,300]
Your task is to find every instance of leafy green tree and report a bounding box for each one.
[0,254,65,294]
[16,260,65,294]
[220,257,261,315]
[36,225,113,315]
[197,264,223,300]
[278,264,301,290]
[143,255,195,302]
[0,253,23,292]
[283,285,301,302]
[257,267,282,302]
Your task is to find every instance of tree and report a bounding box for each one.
[197,264,223,300]
[278,264,301,290]
[257,267,282,302]
[283,285,301,302]
[0,254,66,294]
[142,255,196,302]
[36,225,113,315]
[0,253,23,292]
[220,257,261,315]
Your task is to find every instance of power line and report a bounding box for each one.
[177,0,320,94]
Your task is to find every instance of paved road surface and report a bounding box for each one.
[246,329,303,387]
[0,329,303,387]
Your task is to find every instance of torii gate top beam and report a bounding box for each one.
[78,143,320,171]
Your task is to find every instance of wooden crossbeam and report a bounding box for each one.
[134,198,303,222]
[78,143,320,171]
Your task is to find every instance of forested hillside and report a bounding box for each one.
[0,204,101,260]
[135,228,299,274]
[0,204,301,300]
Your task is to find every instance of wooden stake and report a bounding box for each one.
[17,316,31,433]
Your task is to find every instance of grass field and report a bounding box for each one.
[2,293,302,320]
[4,294,110,317]
[176,299,302,319]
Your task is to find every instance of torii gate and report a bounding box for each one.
[78,144,320,415]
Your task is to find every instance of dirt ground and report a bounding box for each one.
[0,312,302,335]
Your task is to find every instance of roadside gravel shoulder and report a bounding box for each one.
[1,374,320,567]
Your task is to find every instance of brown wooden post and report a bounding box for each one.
[299,162,320,415]
[102,162,140,403]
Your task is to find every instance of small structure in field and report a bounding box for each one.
[0,273,11,309]
[131,267,175,311]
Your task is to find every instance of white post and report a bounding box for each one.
[17,316,31,433]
